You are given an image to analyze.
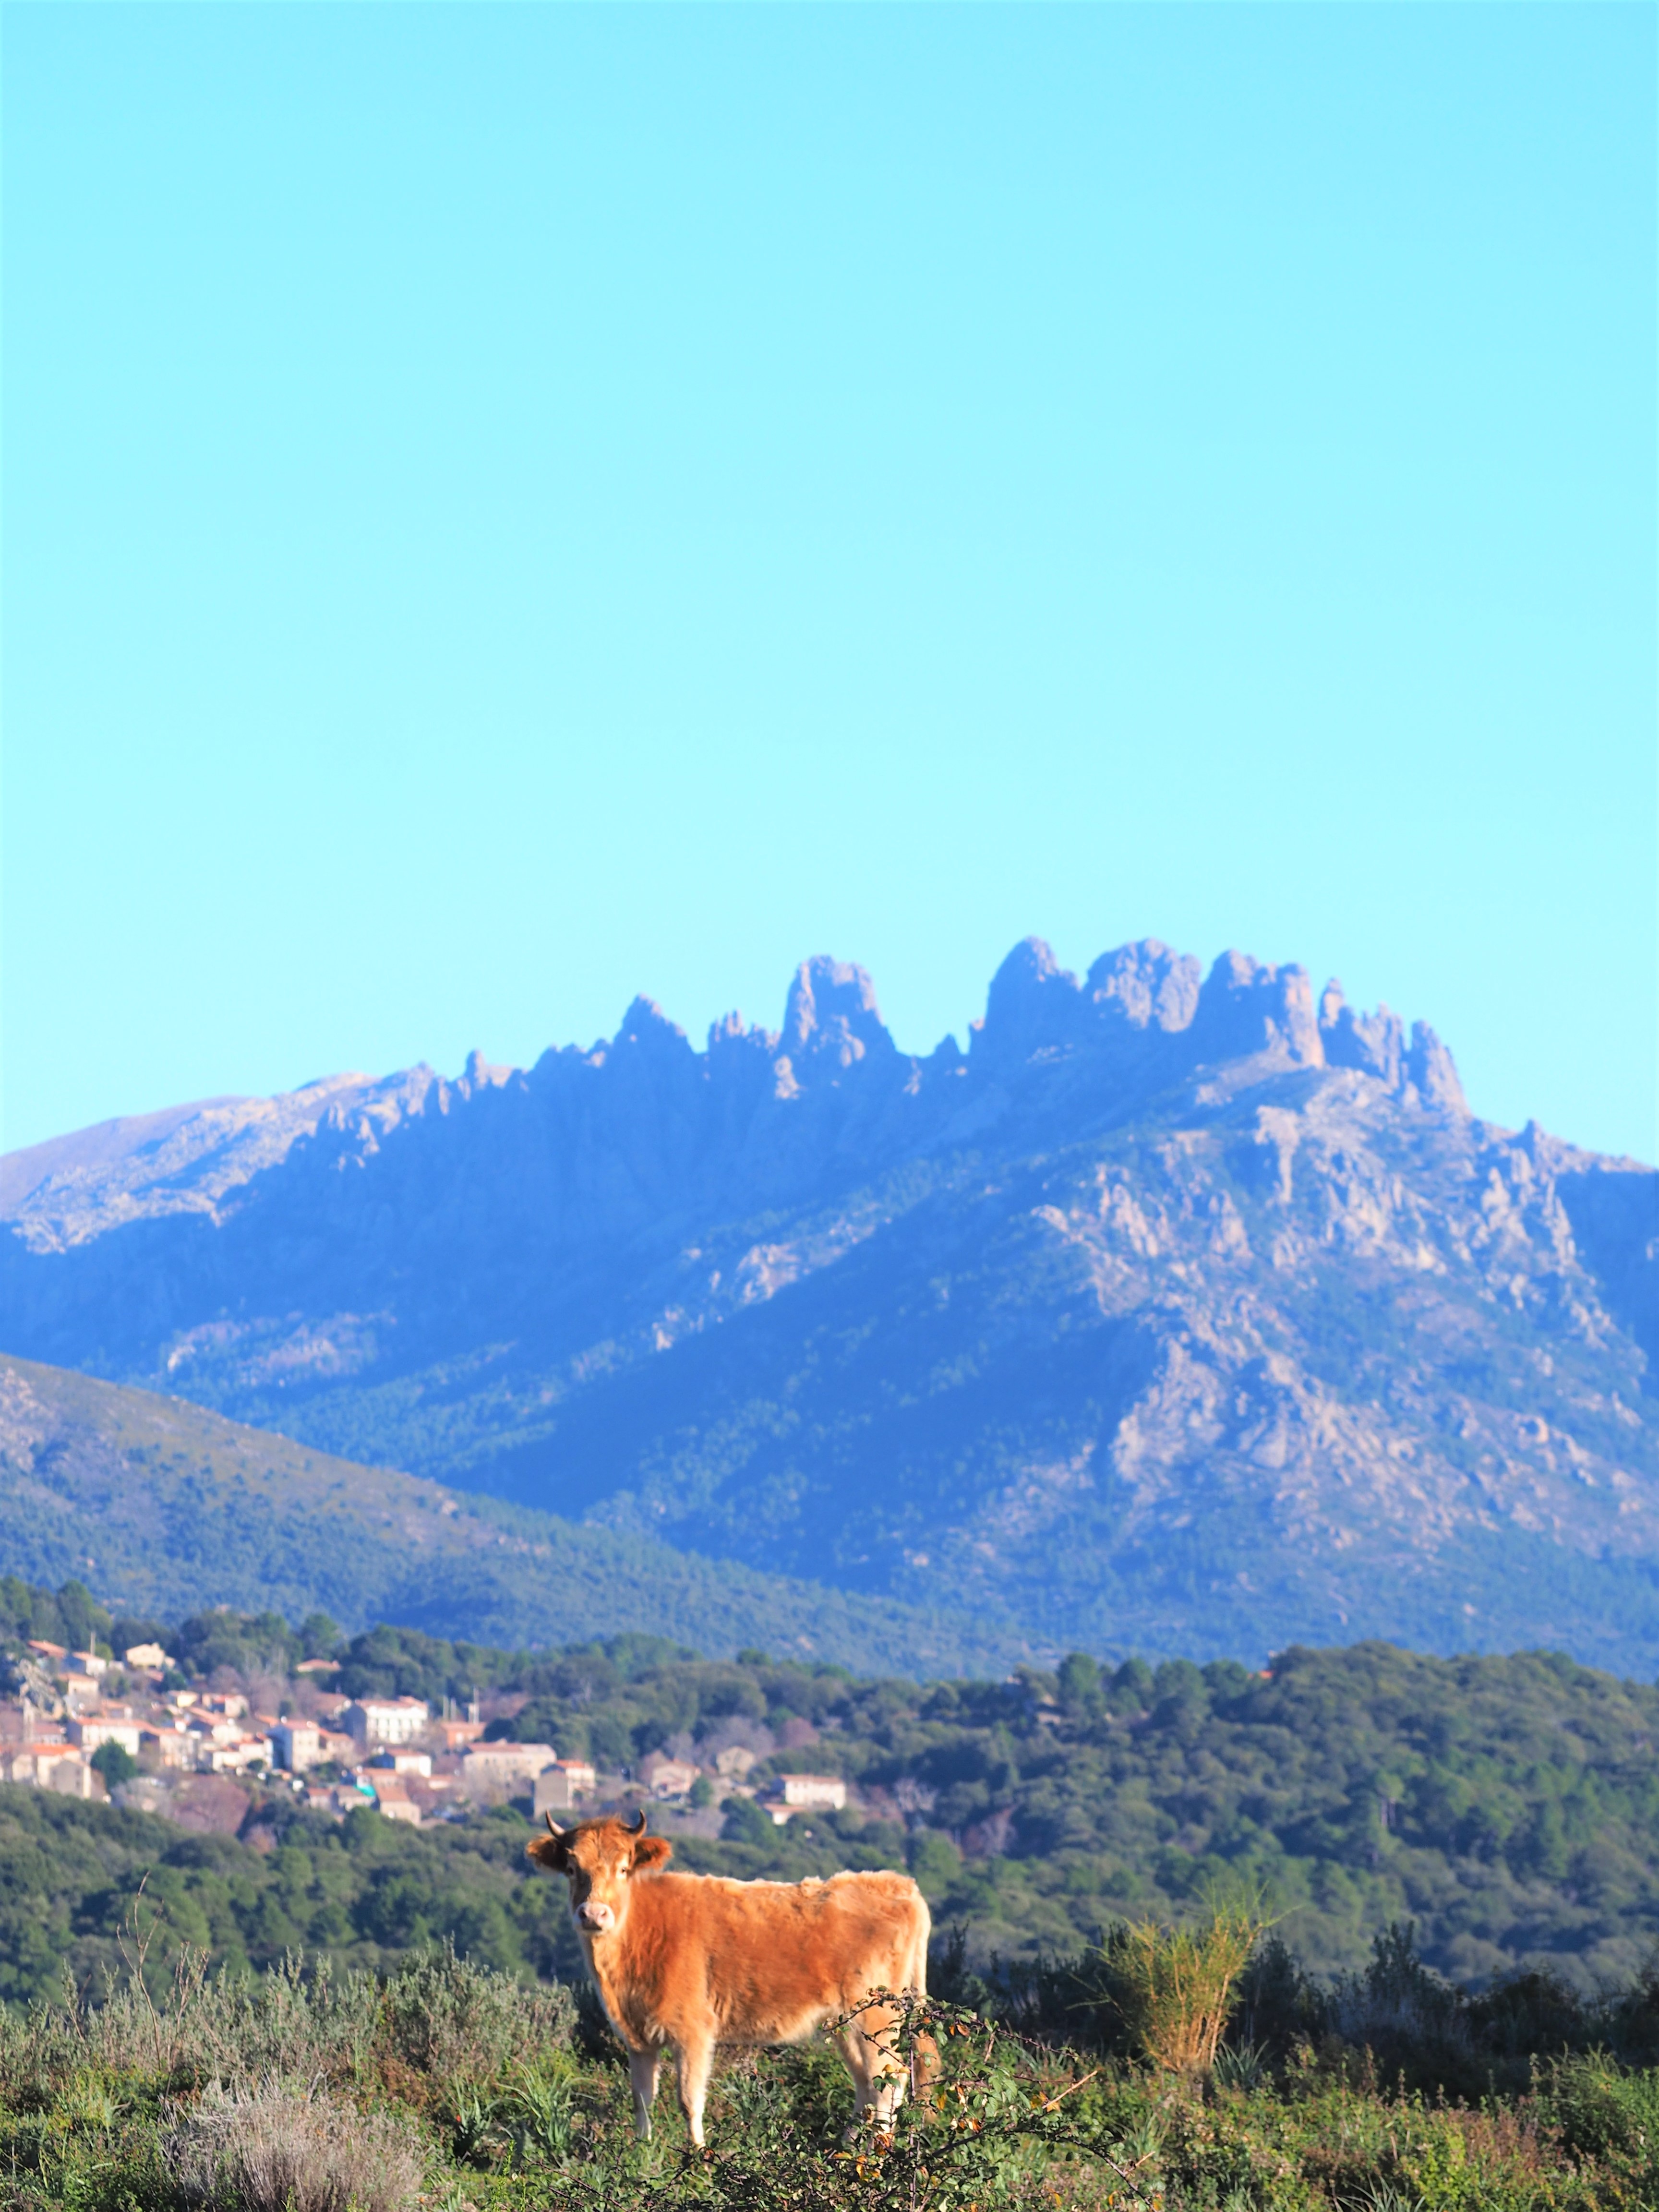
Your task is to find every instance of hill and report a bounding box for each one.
[2,1597,1658,1997]
[0,1356,1018,1676]
[4,936,1655,1666]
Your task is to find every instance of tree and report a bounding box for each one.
[91,1741,138,1789]
[721,1796,778,1846]
[1057,1652,1105,1721]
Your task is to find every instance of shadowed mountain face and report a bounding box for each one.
[3,939,1656,1667]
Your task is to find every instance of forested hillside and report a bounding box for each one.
[0,1355,1014,1676]
[3,1587,1656,2003]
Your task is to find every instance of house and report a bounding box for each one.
[761,1774,848,1819]
[271,1721,324,1772]
[366,1748,432,1777]
[295,1658,339,1675]
[25,1640,67,1664]
[70,1651,108,1678]
[369,1779,421,1825]
[638,1752,699,1799]
[188,1715,246,1749]
[141,1725,196,1770]
[1,1742,94,1796]
[457,1740,556,1787]
[342,1696,431,1746]
[67,1718,144,1759]
[122,1642,172,1670]
[60,1671,103,1705]
[204,1734,271,1775]
[532,1759,598,1815]
[431,1717,485,1750]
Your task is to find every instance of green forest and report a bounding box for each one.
[3,1583,1658,2005]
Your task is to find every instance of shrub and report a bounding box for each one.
[162,2078,426,2212]
[1545,2052,1659,2166]
[378,1940,574,2084]
[1086,1902,1267,2072]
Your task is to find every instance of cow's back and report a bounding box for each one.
[629,1868,928,2046]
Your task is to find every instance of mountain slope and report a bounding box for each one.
[3,938,1654,1667]
[0,1355,1020,1675]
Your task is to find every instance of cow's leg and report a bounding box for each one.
[839,2007,906,2137]
[836,2024,878,2133]
[674,2032,715,2149]
[859,2002,908,2130]
[628,2046,662,2141]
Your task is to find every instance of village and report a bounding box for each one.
[0,1634,851,1838]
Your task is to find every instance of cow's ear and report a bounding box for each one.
[631,1834,673,1874]
[526,1834,568,1871]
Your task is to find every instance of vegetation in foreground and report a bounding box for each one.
[4,1913,1659,2212]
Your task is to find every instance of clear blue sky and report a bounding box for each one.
[4,4,1654,1163]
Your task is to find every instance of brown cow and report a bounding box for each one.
[527,1810,930,2147]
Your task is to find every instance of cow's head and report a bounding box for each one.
[526,1810,673,1936]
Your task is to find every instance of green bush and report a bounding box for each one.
[91,1741,138,1789]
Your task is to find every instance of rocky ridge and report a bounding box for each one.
[2,939,1654,1667]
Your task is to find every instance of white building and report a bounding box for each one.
[204,1735,271,1775]
[67,1719,144,1759]
[457,1740,556,1786]
[272,1721,324,1772]
[343,1697,431,1746]
[366,1748,433,1777]
[765,1774,848,1815]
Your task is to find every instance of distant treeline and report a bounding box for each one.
[2,1580,1658,1995]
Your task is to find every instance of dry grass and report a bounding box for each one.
[162,2077,427,2212]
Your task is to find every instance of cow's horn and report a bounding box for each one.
[625,1809,647,1834]
[544,1813,565,1837]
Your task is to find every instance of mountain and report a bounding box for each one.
[0,1354,1017,1675]
[3,938,1655,1668]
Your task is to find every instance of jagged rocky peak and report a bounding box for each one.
[1318,982,1467,1114]
[1189,951,1323,1068]
[459,1050,513,1092]
[1407,1021,1466,1114]
[975,936,1319,1070]
[1084,940,1202,1033]
[974,937,1083,1061]
[1319,981,1405,1086]
[781,957,897,1070]
[705,1008,777,1058]
[611,995,695,1062]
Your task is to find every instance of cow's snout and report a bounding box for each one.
[577,1899,615,1933]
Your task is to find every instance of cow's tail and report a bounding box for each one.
[908,1889,931,1997]
[907,1887,941,2095]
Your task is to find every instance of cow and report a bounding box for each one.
[527,1809,932,2148]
